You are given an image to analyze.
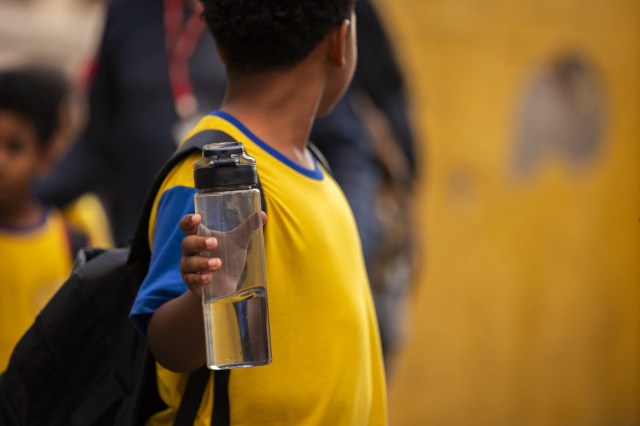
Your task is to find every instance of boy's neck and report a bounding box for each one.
[220,60,328,169]
[0,198,45,229]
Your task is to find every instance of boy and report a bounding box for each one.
[0,66,88,370]
[130,0,387,424]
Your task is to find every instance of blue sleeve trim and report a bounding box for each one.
[210,110,324,181]
[130,185,199,336]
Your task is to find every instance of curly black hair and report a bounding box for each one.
[0,65,69,147]
[201,0,356,73]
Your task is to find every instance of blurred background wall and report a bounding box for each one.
[0,0,101,73]
[0,0,638,424]
[379,0,640,424]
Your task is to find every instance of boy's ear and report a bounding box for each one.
[35,144,56,176]
[214,41,228,65]
[327,19,351,68]
[35,129,67,176]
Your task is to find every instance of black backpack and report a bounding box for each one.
[0,130,331,426]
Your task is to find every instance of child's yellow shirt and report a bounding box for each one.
[131,111,387,425]
[0,209,76,370]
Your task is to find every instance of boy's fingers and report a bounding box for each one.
[183,272,211,291]
[179,214,201,234]
[181,255,221,275]
[182,235,217,255]
[182,256,222,293]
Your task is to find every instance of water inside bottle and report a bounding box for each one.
[203,286,271,369]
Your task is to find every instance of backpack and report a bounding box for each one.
[0,130,331,426]
[0,130,232,425]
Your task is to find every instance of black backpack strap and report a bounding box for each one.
[174,368,231,426]
[129,129,239,426]
[211,370,231,425]
[308,141,332,175]
[173,366,210,426]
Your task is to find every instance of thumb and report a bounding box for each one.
[179,214,201,236]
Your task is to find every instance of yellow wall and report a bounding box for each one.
[379,0,640,424]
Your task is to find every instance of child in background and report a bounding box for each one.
[130,0,387,424]
[0,65,109,371]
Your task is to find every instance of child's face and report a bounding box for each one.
[0,111,44,211]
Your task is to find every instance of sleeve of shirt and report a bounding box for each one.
[129,185,198,336]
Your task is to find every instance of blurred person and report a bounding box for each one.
[46,66,114,248]
[36,0,227,245]
[0,66,92,370]
[312,0,417,363]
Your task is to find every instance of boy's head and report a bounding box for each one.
[0,66,70,213]
[201,0,357,115]
[200,0,357,116]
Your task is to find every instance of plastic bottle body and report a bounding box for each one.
[194,187,271,369]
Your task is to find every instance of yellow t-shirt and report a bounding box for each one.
[0,209,76,370]
[131,111,387,425]
[62,192,114,248]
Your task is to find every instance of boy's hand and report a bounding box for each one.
[179,212,266,297]
[180,214,220,294]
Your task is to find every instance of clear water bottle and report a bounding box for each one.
[193,142,271,370]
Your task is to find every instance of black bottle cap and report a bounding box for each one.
[194,142,258,189]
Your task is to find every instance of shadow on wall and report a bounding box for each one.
[512,51,607,180]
